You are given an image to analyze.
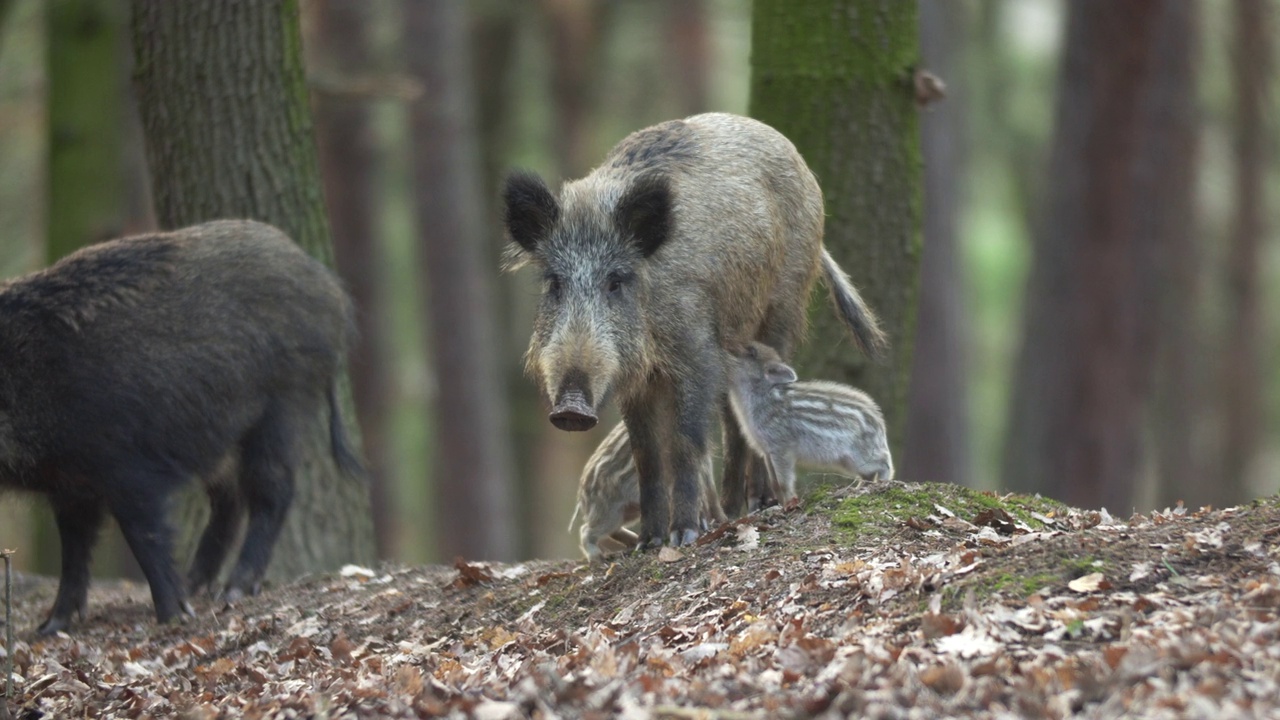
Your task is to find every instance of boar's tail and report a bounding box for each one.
[328,384,367,479]
[820,248,888,359]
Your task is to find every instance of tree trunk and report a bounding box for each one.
[41,0,132,578]
[1147,2,1202,510]
[1002,0,1192,512]
[748,0,923,462]
[664,0,711,116]
[306,0,397,560]
[1218,0,1271,507]
[404,0,516,561]
[903,0,970,487]
[131,0,375,578]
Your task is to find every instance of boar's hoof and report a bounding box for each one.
[549,392,598,431]
[670,528,700,547]
[636,535,666,552]
[36,614,71,637]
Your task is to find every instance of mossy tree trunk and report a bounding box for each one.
[44,0,152,580]
[131,0,375,579]
[748,0,923,464]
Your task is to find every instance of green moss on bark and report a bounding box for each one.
[749,0,923,464]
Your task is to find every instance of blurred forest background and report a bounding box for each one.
[0,0,1277,576]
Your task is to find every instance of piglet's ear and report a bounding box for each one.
[503,171,560,253]
[615,174,672,258]
[767,362,798,385]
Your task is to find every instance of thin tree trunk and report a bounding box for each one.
[749,0,923,463]
[404,0,516,561]
[132,0,376,578]
[903,0,970,487]
[1148,2,1202,510]
[307,0,397,559]
[665,0,711,115]
[526,0,607,558]
[1002,0,1190,512]
[1218,0,1271,507]
[42,0,131,577]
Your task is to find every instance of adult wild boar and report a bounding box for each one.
[0,219,361,634]
[503,112,885,547]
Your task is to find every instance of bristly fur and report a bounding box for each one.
[728,341,894,503]
[499,112,886,544]
[820,248,888,358]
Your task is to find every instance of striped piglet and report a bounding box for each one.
[728,341,894,504]
[569,422,725,560]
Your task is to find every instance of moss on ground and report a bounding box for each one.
[832,482,1070,538]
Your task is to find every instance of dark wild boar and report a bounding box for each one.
[503,112,884,547]
[728,342,894,504]
[0,219,361,634]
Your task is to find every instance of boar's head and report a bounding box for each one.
[502,170,671,431]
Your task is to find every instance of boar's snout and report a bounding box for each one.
[550,390,597,431]
[550,371,598,431]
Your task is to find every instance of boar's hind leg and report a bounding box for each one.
[187,481,242,597]
[106,473,190,624]
[223,401,299,603]
[38,497,106,635]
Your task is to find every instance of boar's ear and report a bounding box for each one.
[767,362,798,385]
[615,174,672,258]
[503,170,560,253]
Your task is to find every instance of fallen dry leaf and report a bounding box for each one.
[1068,572,1113,593]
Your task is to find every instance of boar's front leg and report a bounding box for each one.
[38,495,106,635]
[668,373,715,546]
[622,393,671,550]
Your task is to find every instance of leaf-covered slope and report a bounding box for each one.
[4,481,1280,718]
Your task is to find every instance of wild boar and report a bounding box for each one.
[728,341,894,503]
[0,219,361,634]
[503,112,884,547]
[568,422,723,561]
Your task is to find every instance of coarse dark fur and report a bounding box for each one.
[0,219,362,634]
[729,342,893,504]
[503,113,885,547]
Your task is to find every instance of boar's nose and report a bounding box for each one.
[550,389,597,431]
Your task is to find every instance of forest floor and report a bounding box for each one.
[2,480,1280,719]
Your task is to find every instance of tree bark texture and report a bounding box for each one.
[307,0,397,560]
[42,0,133,578]
[748,0,923,462]
[903,0,971,487]
[1001,0,1193,511]
[1148,2,1203,509]
[47,0,129,260]
[1218,0,1271,506]
[131,0,376,578]
[405,0,517,561]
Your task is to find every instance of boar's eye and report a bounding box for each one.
[545,273,563,300]
[605,272,627,296]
